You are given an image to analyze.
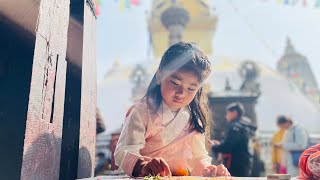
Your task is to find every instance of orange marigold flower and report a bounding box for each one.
[175,168,189,176]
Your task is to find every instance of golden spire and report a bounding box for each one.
[148,0,218,59]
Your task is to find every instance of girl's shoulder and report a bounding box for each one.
[125,99,157,126]
[133,99,149,111]
[125,99,150,117]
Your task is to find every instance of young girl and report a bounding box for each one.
[114,42,230,177]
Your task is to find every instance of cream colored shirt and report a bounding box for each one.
[114,99,212,176]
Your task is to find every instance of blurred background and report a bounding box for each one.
[93,0,320,176]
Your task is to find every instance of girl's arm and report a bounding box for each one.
[188,133,212,176]
[188,133,230,177]
[114,107,147,176]
[115,106,171,177]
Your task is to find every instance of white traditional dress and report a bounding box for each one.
[114,99,212,176]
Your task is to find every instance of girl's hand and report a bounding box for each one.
[216,164,230,176]
[202,164,230,177]
[141,157,172,177]
[202,165,217,177]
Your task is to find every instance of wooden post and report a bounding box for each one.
[59,0,97,179]
[20,0,70,179]
[78,0,97,178]
[59,62,82,180]
[0,0,96,179]
[0,15,35,180]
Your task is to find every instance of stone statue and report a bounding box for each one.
[239,60,261,95]
[130,64,148,101]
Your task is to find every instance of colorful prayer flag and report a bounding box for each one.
[303,0,307,7]
[118,0,125,11]
[125,0,131,9]
[94,0,100,16]
[291,0,299,5]
[96,4,100,15]
[131,0,140,6]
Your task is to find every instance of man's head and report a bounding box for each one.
[225,102,244,123]
[277,115,293,129]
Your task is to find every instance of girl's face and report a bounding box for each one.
[157,70,201,111]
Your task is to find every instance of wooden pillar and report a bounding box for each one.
[0,0,96,179]
[0,16,35,180]
[59,62,82,180]
[59,0,97,179]
[78,1,97,178]
[19,0,70,179]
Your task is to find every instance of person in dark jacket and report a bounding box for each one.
[211,102,257,177]
[96,107,106,134]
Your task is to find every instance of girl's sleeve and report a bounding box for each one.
[114,107,148,176]
[188,133,212,176]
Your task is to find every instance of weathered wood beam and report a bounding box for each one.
[0,14,35,180]
[78,0,97,177]
[20,0,70,179]
[59,0,96,179]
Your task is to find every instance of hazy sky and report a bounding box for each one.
[96,0,320,85]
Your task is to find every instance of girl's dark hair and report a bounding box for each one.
[144,42,211,133]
